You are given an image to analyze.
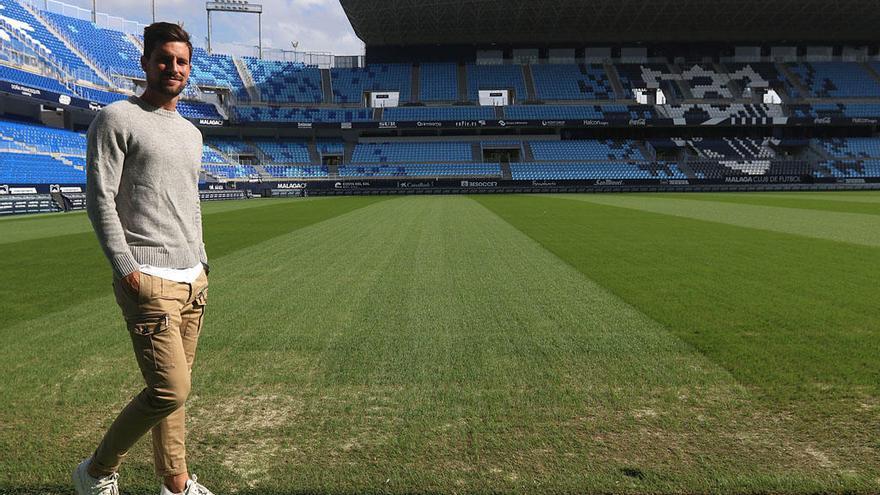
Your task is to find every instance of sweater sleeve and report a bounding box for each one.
[85,110,139,278]
[194,135,208,269]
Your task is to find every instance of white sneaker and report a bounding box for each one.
[72,457,119,495]
[159,474,216,495]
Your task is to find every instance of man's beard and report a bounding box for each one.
[148,76,186,97]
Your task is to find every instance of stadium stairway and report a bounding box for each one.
[605,63,627,99]
[308,140,321,164]
[667,62,694,100]
[674,161,698,179]
[206,143,239,167]
[522,142,536,162]
[25,3,113,85]
[499,161,512,180]
[127,33,143,50]
[863,62,880,87]
[320,69,333,104]
[470,142,482,162]
[247,139,273,166]
[456,64,468,102]
[233,58,260,101]
[250,162,270,178]
[715,62,744,99]
[343,140,356,164]
[0,18,71,84]
[522,64,538,102]
[776,63,811,99]
[411,64,420,103]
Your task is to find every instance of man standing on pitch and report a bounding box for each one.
[76,22,215,495]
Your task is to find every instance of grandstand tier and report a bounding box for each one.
[0,0,879,204]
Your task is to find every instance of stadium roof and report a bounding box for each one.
[339,0,880,46]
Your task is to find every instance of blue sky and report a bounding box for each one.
[59,0,363,57]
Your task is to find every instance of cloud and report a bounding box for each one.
[54,0,362,56]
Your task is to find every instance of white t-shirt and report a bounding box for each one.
[140,262,203,283]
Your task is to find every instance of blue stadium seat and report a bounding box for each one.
[509,162,685,180]
[0,63,71,94]
[40,11,142,78]
[251,138,310,164]
[530,140,645,161]
[788,62,880,98]
[331,64,412,103]
[0,0,101,83]
[244,58,322,103]
[190,47,249,99]
[420,63,458,101]
[352,142,472,163]
[466,64,527,102]
[531,64,615,100]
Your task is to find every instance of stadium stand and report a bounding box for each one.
[352,142,472,163]
[679,64,733,99]
[251,138,311,163]
[244,58,323,103]
[0,118,85,155]
[0,0,101,83]
[530,140,645,161]
[510,162,685,180]
[340,163,501,177]
[419,63,458,101]
[466,64,528,102]
[202,164,257,179]
[818,138,880,158]
[264,165,329,178]
[201,145,227,164]
[40,11,142,78]
[233,106,373,123]
[530,64,616,100]
[0,152,84,183]
[331,64,412,103]
[615,63,683,99]
[790,103,880,119]
[190,47,249,98]
[787,62,880,98]
[505,104,655,121]
[317,139,345,156]
[0,63,71,94]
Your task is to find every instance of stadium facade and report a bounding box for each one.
[1,0,880,214]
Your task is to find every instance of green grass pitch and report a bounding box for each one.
[0,192,878,494]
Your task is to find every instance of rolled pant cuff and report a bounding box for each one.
[156,461,188,478]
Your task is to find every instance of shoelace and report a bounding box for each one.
[92,472,119,495]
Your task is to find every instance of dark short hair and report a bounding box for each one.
[143,22,193,60]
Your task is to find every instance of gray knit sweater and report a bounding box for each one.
[86,96,207,278]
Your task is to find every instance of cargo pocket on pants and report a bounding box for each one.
[127,312,173,372]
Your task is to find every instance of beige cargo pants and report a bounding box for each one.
[90,270,208,477]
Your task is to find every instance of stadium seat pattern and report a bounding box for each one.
[331,64,412,103]
[244,58,322,103]
[531,64,616,100]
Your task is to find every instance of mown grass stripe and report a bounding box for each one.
[558,193,880,247]
[645,192,880,216]
[0,196,389,332]
[1,196,874,493]
[476,194,880,486]
[0,197,332,245]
